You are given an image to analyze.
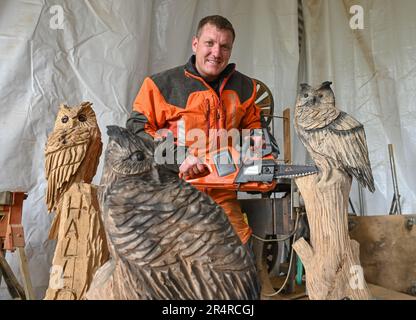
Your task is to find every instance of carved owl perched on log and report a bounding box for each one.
[87,126,259,300]
[294,82,375,192]
[45,102,102,212]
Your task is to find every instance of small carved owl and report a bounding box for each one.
[45,102,102,212]
[294,81,375,192]
[91,126,259,300]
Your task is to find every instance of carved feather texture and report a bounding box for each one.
[97,126,259,300]
[294,83,375,192]
[296,105,340,130]
[45,102,102,212]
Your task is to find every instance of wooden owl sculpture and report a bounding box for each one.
[45,102,102,212]
[88,126,259,300]
[294,82,375,192]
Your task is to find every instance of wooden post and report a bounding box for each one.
[0,250,26,299]
[17,247,35,300]
[293,169,372,300]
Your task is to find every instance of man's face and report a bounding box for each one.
[192,23,234,81]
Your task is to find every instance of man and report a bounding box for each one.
[127,15,269,245]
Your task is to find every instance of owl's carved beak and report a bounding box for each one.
[68,119,76,129]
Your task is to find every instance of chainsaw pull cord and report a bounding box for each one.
[251,208,302,242]
[251,208,301,297]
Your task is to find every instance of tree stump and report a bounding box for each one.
[293,169,372,300]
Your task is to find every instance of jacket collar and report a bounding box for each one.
[184,55,235,81]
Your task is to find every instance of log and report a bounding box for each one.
[293,169,372,300]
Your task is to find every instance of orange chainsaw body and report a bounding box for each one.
[186,146,277,192]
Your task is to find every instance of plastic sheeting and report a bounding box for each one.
[0,0,299,298]
[299,0,416,215]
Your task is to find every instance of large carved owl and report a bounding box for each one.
[90,126,259,300]
[45,102,102,212]
[294,82,375,192]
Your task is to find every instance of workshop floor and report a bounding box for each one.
[262,276,416,300]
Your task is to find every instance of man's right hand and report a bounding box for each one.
[179,155,210,180]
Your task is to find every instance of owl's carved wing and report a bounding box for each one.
[45,126,91,212]
[304,111,375,192]
[105,179,259,299]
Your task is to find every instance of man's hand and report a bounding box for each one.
[179,155,210,180]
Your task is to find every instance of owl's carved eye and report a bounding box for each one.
[304,94,309,98]
[130,151,145,162]
[61,115,69,123]
[319,94,323,98]
[78,114,87,122]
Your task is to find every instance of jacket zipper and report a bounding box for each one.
[205,98,210,137]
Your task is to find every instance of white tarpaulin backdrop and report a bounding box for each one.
[0,0,299,299]
[0,0,414,299]
[299,0,416,215]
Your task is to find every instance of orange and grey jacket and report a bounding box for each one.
[128,56,262,143]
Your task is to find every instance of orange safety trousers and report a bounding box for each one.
[205,189,252,244]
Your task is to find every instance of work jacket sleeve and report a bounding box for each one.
[130,77,169,137]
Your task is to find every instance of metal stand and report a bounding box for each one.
[388,144,402,215]
[349,198,356,215]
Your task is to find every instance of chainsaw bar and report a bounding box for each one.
[235,159,318,184]
[274,164,318,178]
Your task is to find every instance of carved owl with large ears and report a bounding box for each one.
[294,82,375,192]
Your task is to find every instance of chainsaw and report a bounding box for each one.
[185,128,318,192]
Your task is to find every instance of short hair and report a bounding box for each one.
[196,15,235,42]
